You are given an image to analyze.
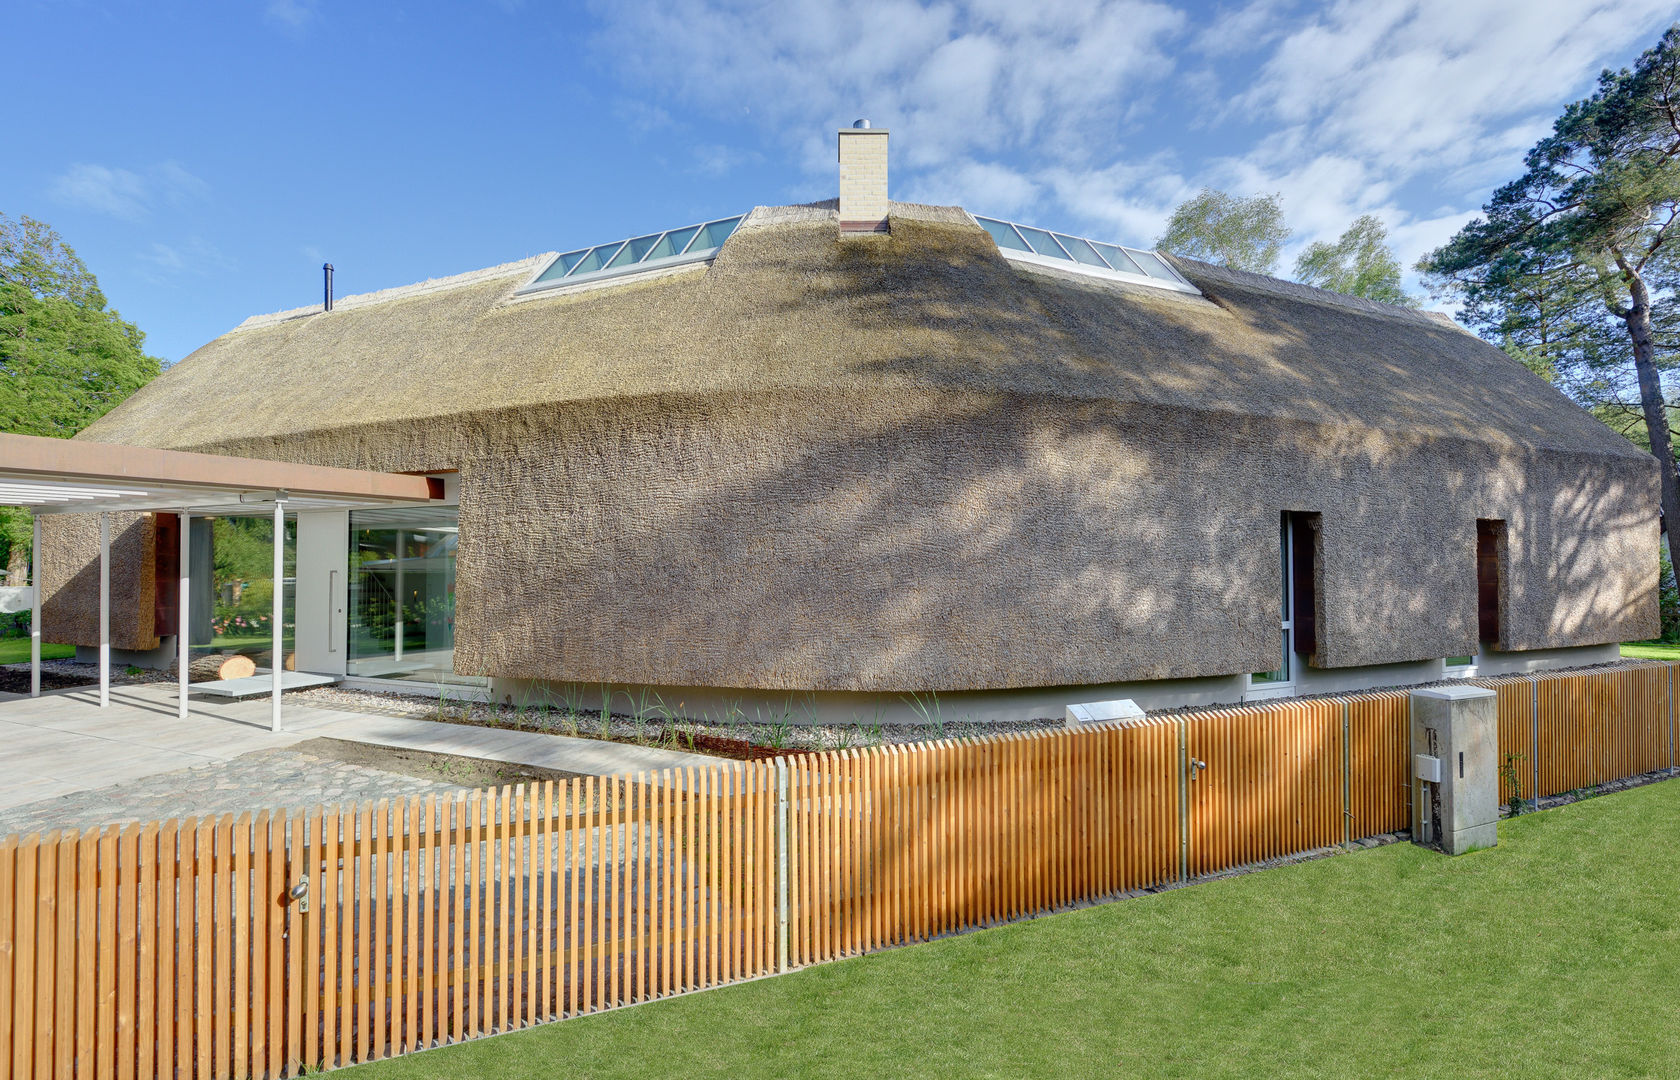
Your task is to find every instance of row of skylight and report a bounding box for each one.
[973,216,1197,293]
[521,215,745,294]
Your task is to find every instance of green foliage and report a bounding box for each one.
[1622,640,1680,660]
[1660,549,1680,641]
[1418,26,1680,431]
[1292,215,1418,306]
[1501,752,1529,816]
[1155,189,1290,274]
[208,518,294,641]
[0,212,162,437]
[0,638,73,664]
[0,212,163,576]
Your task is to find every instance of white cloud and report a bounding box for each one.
[589,0,1678,265]
[1193,0,1297,58]
[591,0,1187,173]
[903,160,1041,216]
[50,165,150,219]
[137,238,232,283]
[1241,0,1678,177]
[691,143,764,176]
[49,161,208,220]
[266,0,316,30]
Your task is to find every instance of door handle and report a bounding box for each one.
[327,569,338,653]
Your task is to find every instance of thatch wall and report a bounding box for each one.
[38,512,156,651]
[49,203,1658,689]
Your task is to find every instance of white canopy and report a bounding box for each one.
[2,432,443,731]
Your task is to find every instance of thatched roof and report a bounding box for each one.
[84,200,1640,461]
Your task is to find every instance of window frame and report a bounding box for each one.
[1245,514,1299,702]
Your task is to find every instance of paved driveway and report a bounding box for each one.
[0,680,713,833]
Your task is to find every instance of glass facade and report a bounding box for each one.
[348,506,478,686]
[186,514,296,670]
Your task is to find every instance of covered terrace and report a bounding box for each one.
[0,432,443,731]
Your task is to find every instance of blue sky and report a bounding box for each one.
[9,0,1679,363]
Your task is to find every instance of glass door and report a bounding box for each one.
[186,513,296,671]
[348,506,478,686]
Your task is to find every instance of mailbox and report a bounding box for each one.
[1409,685,1498,854]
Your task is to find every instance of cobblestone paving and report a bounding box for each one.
[0,743,476,837]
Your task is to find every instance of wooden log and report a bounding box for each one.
[188,654,256,683]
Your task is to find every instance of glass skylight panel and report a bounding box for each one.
[1090,242,1143,275]
[569,241,627,277]
[974,213,1198,294]
[606,233,663,270]
[523,214,746,293]
[976,217,1031,252]
[693,216,743,250]
[1127,249,1183,282]
[1055,234,1109,268]
[1015,225,1071,260]
[534,249,589,284]
[646,224,702,260]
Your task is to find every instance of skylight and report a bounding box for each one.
[973,216,1198,294]
[520,214,745,294]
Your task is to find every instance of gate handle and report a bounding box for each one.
[1189,758,1208,780]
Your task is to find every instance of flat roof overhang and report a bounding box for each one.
[0,432,443,515]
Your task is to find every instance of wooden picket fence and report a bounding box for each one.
[1,661,1675,1079]
[1469,662,1673,803]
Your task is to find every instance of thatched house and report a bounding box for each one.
[41,127,1658,719]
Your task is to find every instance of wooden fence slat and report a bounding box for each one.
[136,825,157,1080]
[51,834,75,1080]
[154,823,177,1080]
[372,801,389,1061]
[418,796,436,1055]
[12,836,36,1080]
[33,833,57,1080]
[661,771,674,998]
[329,808,348,1070]
[231,813,250,1080]
[4,661,1678,1080]
[498,785,513,1034]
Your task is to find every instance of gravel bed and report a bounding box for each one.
[292,683,1059,753]
[291,655,1674,758]
[0,657,174,693]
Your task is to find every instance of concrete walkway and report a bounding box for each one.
[0,681,712,813]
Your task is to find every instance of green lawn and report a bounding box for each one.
[0,637,74,665]
[350,779,1680,1080]
[1622,640,1680,661]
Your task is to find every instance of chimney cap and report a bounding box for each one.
[852,118,871,129]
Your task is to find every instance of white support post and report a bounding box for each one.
[98,512,110,708]
[272,499,285,733]
[179,511,190,721]
[29,514,41,698]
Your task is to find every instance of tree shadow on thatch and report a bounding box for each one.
[457,225,1654,697]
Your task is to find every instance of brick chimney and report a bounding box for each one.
[838,120,889,234]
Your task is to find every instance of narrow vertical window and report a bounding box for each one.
[1251,515,1293,688]
[1288,511,1321,658]
[1250,511,1320,696]
[1477,519,1505,646]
